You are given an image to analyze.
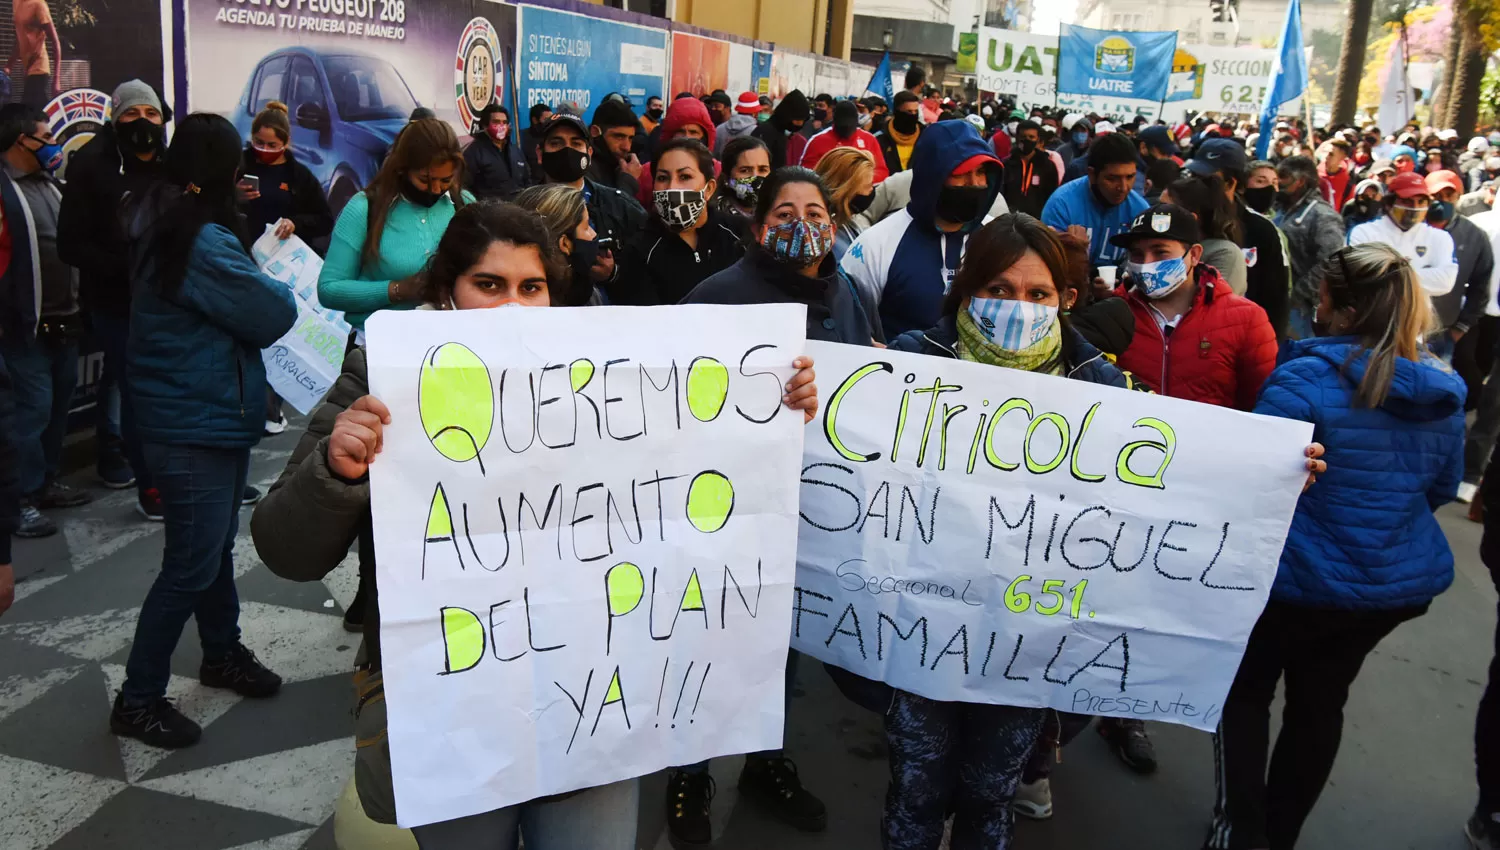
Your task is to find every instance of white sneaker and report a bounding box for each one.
[1012,777,1053,820]
[263,416,287,436]
[1459,482,1479,504]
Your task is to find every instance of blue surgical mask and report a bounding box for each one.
[966,296,1059,350]
[26,135,62,173]
[1072,130,1089,147]
[1126,256,1191,299]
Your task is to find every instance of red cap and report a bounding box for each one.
[735,91,761,115]
[952,153,1001,175]
[1387,172,1430,199]
[1425,169,1465,197]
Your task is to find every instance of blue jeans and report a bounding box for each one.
[92,312,151,489]
[411,778,639,850]
[121,443,249,704]
[678,650,801,775]
[0,332,80,496]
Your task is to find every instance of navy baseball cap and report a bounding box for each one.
[1186,137,1248,177]
[1138,125,1179,156]
[1109,203,1202,248]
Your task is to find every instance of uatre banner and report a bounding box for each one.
[976,28,1059,115]
[792,342,1310,732]
[366,305,807,827]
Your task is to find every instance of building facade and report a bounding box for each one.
[1075,0,1341,46]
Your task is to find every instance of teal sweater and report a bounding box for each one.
[317,190,473,329]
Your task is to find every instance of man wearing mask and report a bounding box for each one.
[1002,119,1059,217]
[875,91,923,177]
[1185,138,1294,338]
[789,94,833,167]
[752,89,809,170]
[1273,156,1346,340]
[1319,138,1354,211]
[1343,178,1386,231]
[1057,113,1091,168]
[1421,170,1492,390]
[714,92,761,158]
[585,99,642,198]
[524,102,553,182]
[1063,123,1159,192]
[462,104,531,201]
[864,96,888,134]
[704,91,733,128]
[1041,131,1149,268]
[535,112,645,288]
[1348,172,1457,298]
[0,103,88,539]
[58,80,166,518]
[640,95,664,138]
[799,101,889,182]
[841,120,1003,338]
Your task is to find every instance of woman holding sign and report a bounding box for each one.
[1205,243,1462,850]
[252,199,821,848]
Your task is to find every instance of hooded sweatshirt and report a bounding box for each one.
[839,120,1002,339]
[714,112,758,158]
[637,97,721,205]
[1256,337,1464,610]
[798,101,890,182]
[753,90,809,170]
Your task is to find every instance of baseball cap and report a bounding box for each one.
[707,91,732,108]
[1139,125,1179,156]
[1425,169,1464,197]
[1095,120,1116,135]
[1061,112,1085,131]
[1387,172,1430,199]
[1109,203,1202,248]
[735,91,761,115]
[964,113,986,132]
[1186,137,1248,177]
[542,111,590,141]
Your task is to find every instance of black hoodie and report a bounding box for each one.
[753,90,809,169]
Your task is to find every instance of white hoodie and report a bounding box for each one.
[1348,214,1458,296]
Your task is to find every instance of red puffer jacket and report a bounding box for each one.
[1114,264,1278,410]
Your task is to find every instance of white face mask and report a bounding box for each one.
[1126,256,1191,299]
[966,296,1059,350]
[982,106,994,118]
[1007,121,1019,136]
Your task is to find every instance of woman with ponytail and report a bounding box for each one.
[239,100,333,251]
[1206,242,1463,850]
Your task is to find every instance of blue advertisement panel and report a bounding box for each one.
[1057,24,1177,104]
[752,50,774,96]
[517,5,667,114]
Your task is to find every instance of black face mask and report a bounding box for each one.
[892,112,920,135]
[117,117,163,156]
[646,108,663,122]
[935,185,987,224]
[813,108,830,125]
[850,191,875,214]
[569,236,599,288]
[1243,185,1275,214]
[541,146,590,183]
[401,181,443,208]
[1017,138,1037,155]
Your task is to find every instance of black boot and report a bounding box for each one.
[738,756,826,832]
[665,769,715,846]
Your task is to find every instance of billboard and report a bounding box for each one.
[517,4,666,114]
[671,31,729,98]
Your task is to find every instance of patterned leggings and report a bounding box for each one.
[882,690,1046,850]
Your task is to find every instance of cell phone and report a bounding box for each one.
[596,236,616,250]
[239,174,260,193]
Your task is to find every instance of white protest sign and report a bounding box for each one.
[1161,44,1281,122]
[792,342,1311,731]
[365,305,807,828]
[252,227,351,414]
[976,27,1059,114]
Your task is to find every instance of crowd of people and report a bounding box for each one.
[0,58,1497,850]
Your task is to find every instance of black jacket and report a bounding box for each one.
[1002,149,1060,218]
[682,247,874,345]
[582,177,646,256]
[463,136,532,201]
[586,138,640,198]
[1432,214,1495,333]
[753,90,809,170]
[0,363,15,561]
[1237,199,1291,340]
[609,208,743,305]
[873,127,919,176]
[57,123,165,317]
[240,148,334,253]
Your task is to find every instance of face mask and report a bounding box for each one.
[892,112,919,135]
[850,191,875,214]
[486,123,508,142]
[1426,200,1453,226]
[982,106,993,118]
[1072,130,1089,147]
[401,181,443,208]
[251,144,283,165]
[1243,185,1275,214]
[1389,203,1428,231]
[756,112,770,124]
[858,113,871,128]
[541,146,589,182]
[1395,159,1415,174]
[936,184,988,224]
[1006,121,1018,136]
[759,218,833,267]
[646,108,664,122]
[569,236,599,285]
[1279,145,1295,157]
[1017,138,1037,155]
[814,108,830,125]
[728,175,764,205]
[1127,255,1191,299]
[116,117,164,156]
[966,296,1059,351]
[24,135,62,173]
[654,188,706,231]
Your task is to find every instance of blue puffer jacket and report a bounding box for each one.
[889,314,1133,390]
[128,219,297,448]
[1254,337,1465,610]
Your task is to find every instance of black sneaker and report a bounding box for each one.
[665,769,715,846]
[1099,718,1158,774]
[200,643,282,698]
[110,693,202,749]
[241,486,261,506]
[97,454,136,489]
[738,756,827,832]
[15,501,57,538]
[37,481,92,509]
[136,487,164,522]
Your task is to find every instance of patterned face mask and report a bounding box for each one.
[759,218,833,267]
[728,175,764,204]
[966,296,1058,350]
[653,188,707,231]
[1126,256,1191,299]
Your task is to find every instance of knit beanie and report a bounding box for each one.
[112,80,161,121]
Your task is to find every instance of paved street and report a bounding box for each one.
[1,419,1492,850]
